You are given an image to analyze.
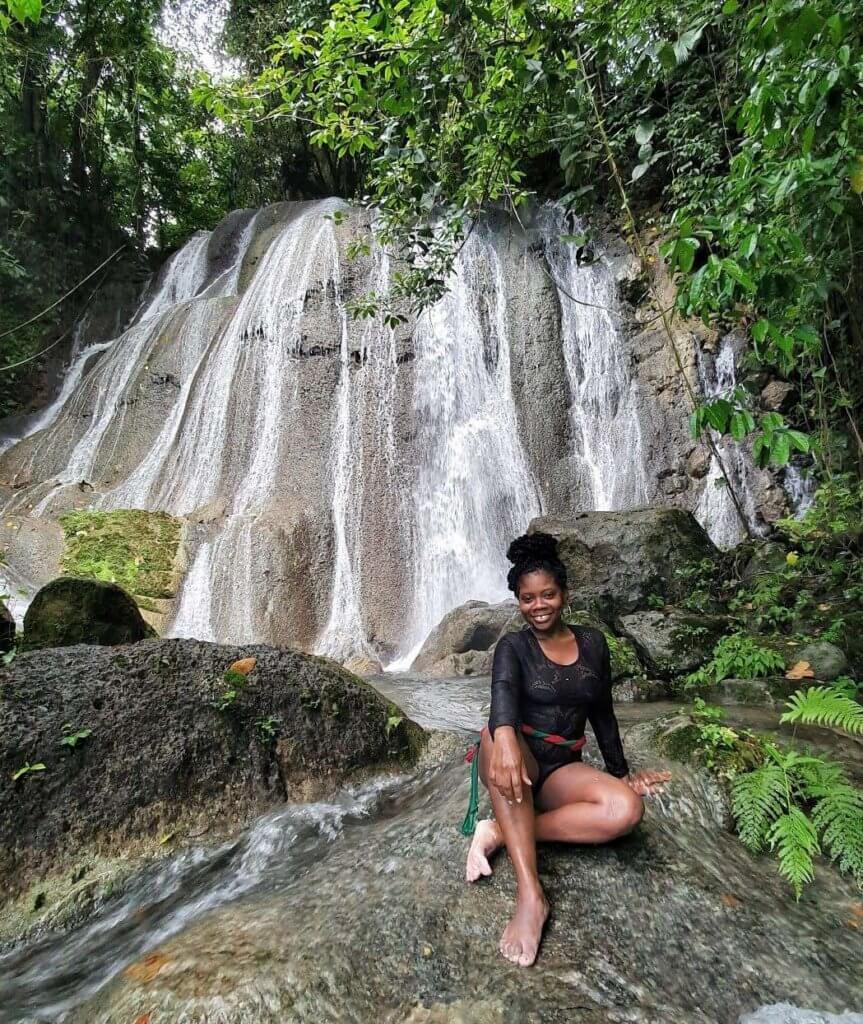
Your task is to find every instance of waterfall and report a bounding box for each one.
[784,462,816,518]
[393,229,542,662]
[316,244,398,663]
[543,213,649,510]
[694,338,764,548]
[135,230,211,323]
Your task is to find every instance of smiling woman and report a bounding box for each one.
[465,531,671,968]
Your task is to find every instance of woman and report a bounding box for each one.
[465,532,670,967]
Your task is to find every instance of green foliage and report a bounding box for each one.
[213,668,250,711]
[731,742,863,898]
[59,723,92,749]
[781,685,863,735]
[255,715,281,742]
[0,0,280,416]
[686,632,785,686]
[11,760,45,780]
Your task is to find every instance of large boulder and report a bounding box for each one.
[617,608,728,677]
[565,608,643,681]
[0,599,13,652]
[410,600,520,676]
[21,576,152,650]
[530,508,718,616]
[0,639,425,895]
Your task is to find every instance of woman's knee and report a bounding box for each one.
[604,787,643,835]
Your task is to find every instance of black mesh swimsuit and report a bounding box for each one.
[488,624,629,793]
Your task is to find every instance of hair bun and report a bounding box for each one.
[506,531,559,566]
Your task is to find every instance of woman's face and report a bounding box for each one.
[517,569,565,634]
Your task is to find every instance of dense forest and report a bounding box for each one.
[3,0,862,475]
[1,0,862,899]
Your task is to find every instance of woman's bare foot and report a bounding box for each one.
[465,819,503,882]
[499,885,550,967]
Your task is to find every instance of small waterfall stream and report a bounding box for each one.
[694,338,765,548]
[544,214,650,510]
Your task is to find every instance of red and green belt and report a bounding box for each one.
[460,725,587,836]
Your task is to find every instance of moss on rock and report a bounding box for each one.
[59,509,182,601]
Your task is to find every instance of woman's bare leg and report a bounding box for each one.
[534,762,644,842]
[467,729,548,966]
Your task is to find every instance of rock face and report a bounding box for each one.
[410,600,520,676]
[0,639,425,894]
[531,508,719,616]
[618,608,728,677]
[0,599,14,652]
[22,576,153,650]
[796,641,849,682]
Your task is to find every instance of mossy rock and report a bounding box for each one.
[59,509,182,601]
[21,576,153,650]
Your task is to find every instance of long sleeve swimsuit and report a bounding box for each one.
[488,624,629,793]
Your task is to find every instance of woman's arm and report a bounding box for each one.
[586,634,630,778]
[488,636,531,803]
[589,633,671,794]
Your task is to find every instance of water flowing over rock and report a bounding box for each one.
[2,680,860,1024]
[694,336,776,548]
[0,201,784,662]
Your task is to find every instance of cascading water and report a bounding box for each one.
[393,229,543,664]
[694,337,764,548]
[543,211,649,510]
[134,230,212,323]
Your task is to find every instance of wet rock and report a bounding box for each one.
[425,649,494,677]
[410,600,519,675]
[680,677,804,708]
[796,641,849,682]
[343,652,384,677]
[21,577,153,650]
[686,445,711,479]
[0,638,425,896]
[531,508,718,616]
[613,677,671,702]
[617,608,728,677]
[739,1005,863,1024]
[760,380,796,412]
[0,599,14,652]
[742,541,789,582]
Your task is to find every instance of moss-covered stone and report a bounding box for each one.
[21,576,153,650]
[59,509,182,600]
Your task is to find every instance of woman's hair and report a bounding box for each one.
[505,531,567,596]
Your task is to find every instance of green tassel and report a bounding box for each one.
[460,750,480,836]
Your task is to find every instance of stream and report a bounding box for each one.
[1,676,861,1024]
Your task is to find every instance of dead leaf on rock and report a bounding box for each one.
[849,902,863,919]
[132,1014,152,1024]
[720,893,741,908]
[818,603,832,612]
[124,952,171,983]
[847,918,859,930]
[229,657,257,676]
[785,660,815,680]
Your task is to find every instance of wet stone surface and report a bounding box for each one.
[0,678,860,1024]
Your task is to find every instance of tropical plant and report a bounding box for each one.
[686,632,785,686]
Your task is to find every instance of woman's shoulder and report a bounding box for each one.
[495,625,532,652]
[571,624,610,656]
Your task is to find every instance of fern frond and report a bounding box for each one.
[794,754,845,799]
[767,808,819,899]
[731,763,787,852]
[812,784,863,886]
[781,686,863,735]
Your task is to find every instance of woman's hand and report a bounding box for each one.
[625,769,672,796]
[489,727,532,804]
